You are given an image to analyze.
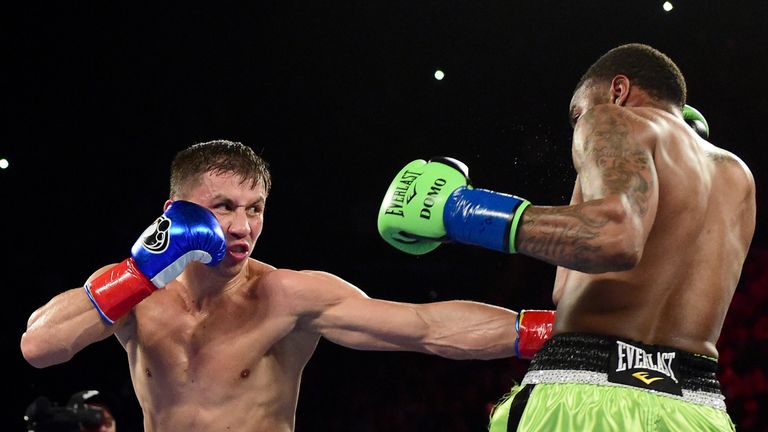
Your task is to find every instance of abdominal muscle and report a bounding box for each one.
[119,269,316,432]
[128,347,302,432]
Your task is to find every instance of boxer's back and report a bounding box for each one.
[554,107,756,357]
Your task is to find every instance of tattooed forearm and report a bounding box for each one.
[517,202,612,272]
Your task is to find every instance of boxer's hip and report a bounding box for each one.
[489,333,734,432]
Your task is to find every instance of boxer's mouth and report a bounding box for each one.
[227,243,250,260]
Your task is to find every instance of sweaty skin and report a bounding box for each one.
[21,171,518,432]
[516,78,756,358]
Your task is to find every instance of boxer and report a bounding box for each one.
[23,140,529,431]
[378,43,755,431]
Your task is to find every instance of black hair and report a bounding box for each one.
[576,43,687,107]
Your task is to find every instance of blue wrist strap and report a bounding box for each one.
[514,310,523,358]
[444,187,530,253]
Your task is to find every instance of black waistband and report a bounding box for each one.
[529,333,722,394]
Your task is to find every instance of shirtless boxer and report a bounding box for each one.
[21,140,528,432]
[377,43,756,431]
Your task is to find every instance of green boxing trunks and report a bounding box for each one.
[489,333,735,432]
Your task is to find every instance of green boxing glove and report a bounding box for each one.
[377,157,531,255]
[377,157,471,255]
[683,104,710,139]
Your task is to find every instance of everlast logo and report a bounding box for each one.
[383,169,422,217]
[419,178,448,220]
[615,341,678,383]
[608,340,683,396]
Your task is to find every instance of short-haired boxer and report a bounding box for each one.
[22,140,527,431]
[378,43,755,431]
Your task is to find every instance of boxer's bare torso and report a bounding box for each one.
[22,143,526,432]
[519,91,755,357]
[117,259,316,432]
[22,166,522,432]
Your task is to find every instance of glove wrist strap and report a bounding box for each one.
[444,187,530,253]
[84,258,157,325]
[515,310,556,359]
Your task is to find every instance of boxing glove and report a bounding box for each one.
[377,157,470,254]
[85,201,227,324]
[377,157,531,255]
[683,104,709,139]
[515,310,556,359]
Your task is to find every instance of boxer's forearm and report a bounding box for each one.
[418,301,519,360]
[516,197,643,274]
[21,288,114,368]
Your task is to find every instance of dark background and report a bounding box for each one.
[5,1,767,430]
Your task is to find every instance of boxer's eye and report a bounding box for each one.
[214,203,234,212]
[571,114,581,128]
[247,205,263,216]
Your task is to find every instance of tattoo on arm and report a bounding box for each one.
[705,150,733,164]
[584,112,652,215]
[517,108,654,271]
[518,202,609,271]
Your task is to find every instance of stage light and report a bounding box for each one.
[434,69,445,81]
[663,2,674,12]
[0,158,8,169]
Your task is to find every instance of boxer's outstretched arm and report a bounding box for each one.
[281,270,520,360]
[21,265,123,368]
[324,298,519,360]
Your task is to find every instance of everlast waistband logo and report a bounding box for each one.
[419,178,448,220]
[632,371,663,385]
[616,341,678,383]
[608,340,683,396]
[383,169,422,217]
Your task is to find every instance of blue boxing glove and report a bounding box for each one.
[85,201,227,324]
[130,201,227,287]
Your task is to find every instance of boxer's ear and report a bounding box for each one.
[609,75,630,106]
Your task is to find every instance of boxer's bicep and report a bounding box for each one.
[574,105,658,220]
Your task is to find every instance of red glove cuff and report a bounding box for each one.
[84,258,157,324]
[515,310,556,359]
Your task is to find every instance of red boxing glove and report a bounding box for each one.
[515,310,556,359]
[84,258,157,324]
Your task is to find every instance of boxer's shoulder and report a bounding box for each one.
[247,264,317,301]
[255,267,344,295]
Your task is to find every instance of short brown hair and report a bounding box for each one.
[170,140,272,198]
[576,43,687,108]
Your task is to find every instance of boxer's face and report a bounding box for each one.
[569,79,610,129]
[174,170,266,272]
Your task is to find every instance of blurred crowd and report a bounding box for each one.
[718,247,768,431]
